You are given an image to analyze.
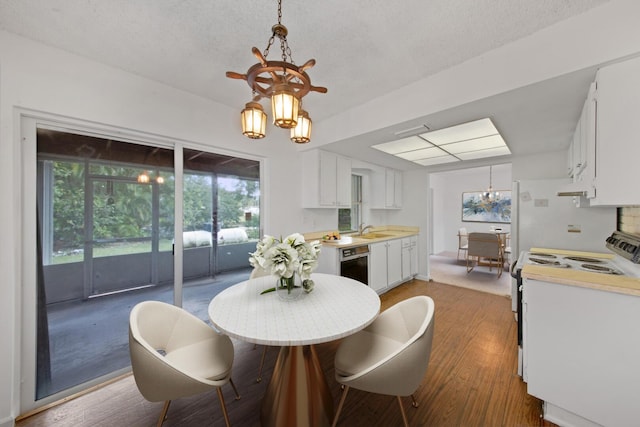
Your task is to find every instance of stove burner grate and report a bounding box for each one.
[580,264,621,275]
[530,253,556,258]
[529,257,560,265]
[565,256,605,264]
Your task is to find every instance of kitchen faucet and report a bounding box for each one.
[359,223,374,235]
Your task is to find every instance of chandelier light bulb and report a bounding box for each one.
[241,101,267,139]
[271,83,299,129]
[291,109,312,143]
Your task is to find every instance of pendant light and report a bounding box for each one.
[226,0,326,142]
[290,109,312,144]
[271,82,299,129]
[241,101,267,139]
[482,165,500,202]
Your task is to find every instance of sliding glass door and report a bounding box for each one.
[22,119,260,413]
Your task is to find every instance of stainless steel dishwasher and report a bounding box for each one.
[339,245,369,285]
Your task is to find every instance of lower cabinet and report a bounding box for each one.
[369,242,388,293]
[523,278,640,426]
[370,238,410,294]
[401,236,418,280]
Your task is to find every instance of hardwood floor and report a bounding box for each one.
[17,279,554,427]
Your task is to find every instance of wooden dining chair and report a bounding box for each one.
[466,232,504,278]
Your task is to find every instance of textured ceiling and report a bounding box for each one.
[0,0,609,169]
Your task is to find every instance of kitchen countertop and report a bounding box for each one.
[522,247,640,297]
[304,226,419,249]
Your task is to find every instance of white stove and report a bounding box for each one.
[516,230,640,278]
[511,230,640,379]
[523,251,631,276]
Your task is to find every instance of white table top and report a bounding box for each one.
[208,273,381,346]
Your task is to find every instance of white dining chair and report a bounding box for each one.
[332,295,435,427]
[129,300,240,427]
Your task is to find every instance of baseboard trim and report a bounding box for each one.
[0,416,15,427]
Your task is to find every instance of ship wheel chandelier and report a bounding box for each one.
[226,0,327,143]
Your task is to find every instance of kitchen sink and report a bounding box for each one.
[358,233,392,239]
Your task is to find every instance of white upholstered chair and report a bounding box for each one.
[457,227,469,261]
[250,266,272,382]
[129,301,240,427]
[332,296,435,427]
[466,232,504,278]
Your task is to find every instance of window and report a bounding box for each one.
[338,174,362,232]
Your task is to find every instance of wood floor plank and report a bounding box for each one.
[17,279,553,427]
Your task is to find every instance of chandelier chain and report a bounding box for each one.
[277,0,282,25]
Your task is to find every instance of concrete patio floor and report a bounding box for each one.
[39,268,252,399]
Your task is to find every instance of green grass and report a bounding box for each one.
[52,240,175,264]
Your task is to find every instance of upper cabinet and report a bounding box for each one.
[590,56,640,206]
[563,56,640,206]
[302,150,352,208]
[372,167,403,209]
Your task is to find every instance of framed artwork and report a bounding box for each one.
[462,190,512,223]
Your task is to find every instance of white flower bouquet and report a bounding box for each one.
[249,233,321,294]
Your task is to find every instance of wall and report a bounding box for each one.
[511,150,568,181]
[430,164,512,254]
[0,30,307,424]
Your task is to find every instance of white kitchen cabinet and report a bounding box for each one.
[523,278,640,426]
[566,138,574,178]
[566,84,595,183]
[385,169,403,209]
[371,167,403,209]
[369,242,388,293]
[336,155,351,207]
[401,236,418,280]
[316,245,338,275]
[589,56,640,205]
[301,150,352,208]
[386,239,402,285]
[369,238,405,293]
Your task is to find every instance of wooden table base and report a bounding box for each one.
[260,345,334,427]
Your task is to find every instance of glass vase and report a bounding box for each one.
[275,273,303,301]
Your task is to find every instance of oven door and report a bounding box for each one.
[340,254,369,285]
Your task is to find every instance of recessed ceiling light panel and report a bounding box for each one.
[419,118,498,144]
[414,156,461,166]
[441,134,506,154]
[395,146,448,161]
[374,117,510,166]
[371,136,431,154]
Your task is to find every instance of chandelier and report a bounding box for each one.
[481,165,500,202]
[226,0,326,143]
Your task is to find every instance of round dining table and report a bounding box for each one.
[209,273,381,427]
